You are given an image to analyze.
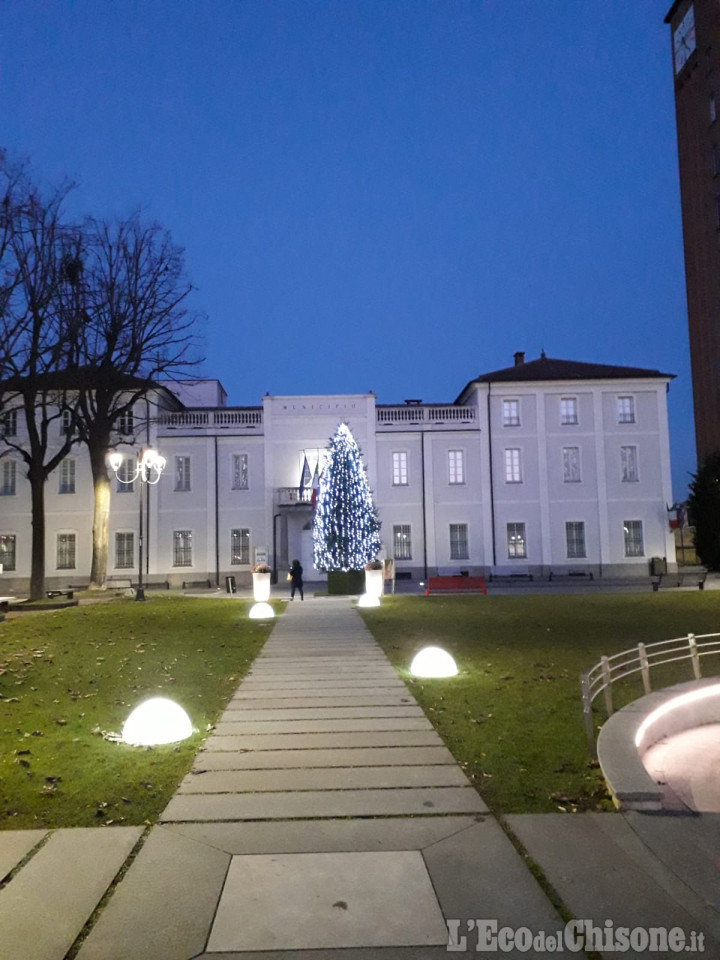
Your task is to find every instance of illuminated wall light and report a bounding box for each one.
[249,601,275,619]
[410,646,458,678]
[122,697,193,746]
[634,682,720,748]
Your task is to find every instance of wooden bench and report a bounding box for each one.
[488,573,533,583]
[425,576,486,596]
[652,570,707,591]
[46,589,74,600]
[106,577,133,590]
[548,570,594,581]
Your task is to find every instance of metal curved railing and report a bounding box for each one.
[580,632,720,755]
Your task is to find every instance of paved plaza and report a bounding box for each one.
[1,597,720,959]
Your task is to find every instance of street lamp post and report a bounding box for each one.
[108,448,166,601]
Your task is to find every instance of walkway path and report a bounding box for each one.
[2,597,720,958]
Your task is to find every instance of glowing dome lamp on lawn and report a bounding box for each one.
[357,593,380,608]
[122,697,193,747]
[249,601,275,619]
[410,646,458,678]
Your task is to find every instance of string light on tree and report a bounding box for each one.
[312,423,381,572]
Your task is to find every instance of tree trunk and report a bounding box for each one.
[88,434,111,589]
[29,467,46,601]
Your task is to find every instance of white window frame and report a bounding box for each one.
[172,529,193,567]
[620,445,639,483]
[0,533,16,571]
[617,396,635,424]
[116,456,136,493]
[623,520,644,558]
[562,446,581,483]
[506,522,527,559]
[114,531,135,569]
[565,521,586,559]
[560,397,578,425]
[232,453,249,490]
[59,458,76,494]
[230,527,251,565]
[2,410,17,437]
[449,523,469,560]
[502,399,520,427]
[504,448,522,483]
[118,407,134,435]
[56,532,77,570]
[392,524,412,560]
[174,456,191,492]
[0,459,16,496]
[448,450,465,485]
[392,451,408,486]
[60,409,73,436]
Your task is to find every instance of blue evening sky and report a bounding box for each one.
[1,1,692,496]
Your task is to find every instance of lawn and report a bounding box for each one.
[0,596,275,829]
[360,591,720,815]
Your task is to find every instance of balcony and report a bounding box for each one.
[376,405,478,430]
[277,487,314,506]
[157,408,263,434]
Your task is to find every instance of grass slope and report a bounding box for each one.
[361,592,720,814]
[0,596,275,829]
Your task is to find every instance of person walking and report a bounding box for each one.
[289,559,304,600]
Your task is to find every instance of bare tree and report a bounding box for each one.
[68,215,201,589]
[0,154,81,599]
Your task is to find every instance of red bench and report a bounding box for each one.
[425,576,487,596]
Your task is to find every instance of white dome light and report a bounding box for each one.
[410,646,458,678]
[122,697,193,746]
[249,601,275,619]
[357,593,380,607]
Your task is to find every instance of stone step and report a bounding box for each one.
[193,746,458,771]
[203,730,444,751]
[178,764,471,793]
[226,695,417,708]
[161,786,487,822]
[212,717,433,735]
[219,706,424,721]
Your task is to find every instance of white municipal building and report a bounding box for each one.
[0,352,677,590]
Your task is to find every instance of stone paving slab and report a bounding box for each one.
[623,811,720,911]
[161,786,487,821]
[212,716,433,734]
[194,949,452,959]
[76,826,229,960]
[193,745,458,770]
[206,850,449,952]
[236,679,407,690]
[220,706,423,720]
[203,729,445,750]
[0,827,142,960]
[507,814,720,950]
[422,818,578,957]
[178,764,471,793]
[226,694,417,707]
[0,829,46,881]
[165,815,480,854]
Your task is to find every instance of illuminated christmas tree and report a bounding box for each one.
[312,423,381,572]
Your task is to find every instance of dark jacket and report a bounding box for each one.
[290,561,303,584]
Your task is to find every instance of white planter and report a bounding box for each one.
[252,572,271,602]
[365,568,383,598]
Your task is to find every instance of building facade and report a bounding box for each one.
[0,354,676,590]
[665,0,720,462]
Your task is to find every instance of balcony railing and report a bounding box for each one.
[377,405,477,427]
[277,487,313,505]
[158,409,263,431]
